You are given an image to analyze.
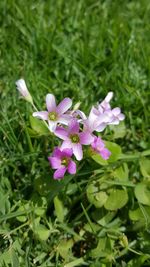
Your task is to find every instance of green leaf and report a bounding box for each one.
[92,154,108,166]
[33,223,50,241]
[105,141,122,163]
[129,208,144,221]
[10,248,19,267]
[29,116,49,135]
[87,183,107,208]
[134,182,150,206]
[109,121,126,139]
[139,158,150,178]
[57,239,73,260]
[54,196,65,222]
[104,189,128,210]
[113,163,129,181]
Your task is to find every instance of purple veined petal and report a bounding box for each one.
[61,140,72,150]
[88,107,99,126]
[46,94,56,112]
[61,148,73,158]
[100,148,111,160]
[92,107,100,116]
[48,121,57,132]
[67,160,76,174]
[52,147,62,158]
[105,92,113,102]
[109,118,120,125]
[56,98,72,114]
[112,107,121,116]
[68,119,79,134]
[32,111,48,120]
[57,114,72,125]
[95,123,107,132]
[53,167,67,179]
[48,156,61,169]
[72,143,83,161]
[79,132,94,145]
[54,126,68,140]
[118,113,125,121]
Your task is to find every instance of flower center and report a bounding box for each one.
[48,111,57,121]
[70,134,80,143]
[61,157,69,166]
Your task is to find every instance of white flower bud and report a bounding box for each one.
[16,79,33,103]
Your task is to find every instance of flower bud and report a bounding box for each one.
[16,79,33,103]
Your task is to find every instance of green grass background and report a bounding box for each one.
[0,0,150,266]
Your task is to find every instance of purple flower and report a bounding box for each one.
[55,119,94,161]
[33,94,72,132]
[91,136,111,160]
[91,92,125,131]
[48,148,76,179]
[16,79,33,103]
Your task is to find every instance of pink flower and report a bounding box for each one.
[91,136,111,160]
[16,79,33,103]
[55,119,94,161]
[33,94,72,132]
[48,148,76,179]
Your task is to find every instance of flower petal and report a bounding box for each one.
[53,167,67,179]
[48,156,61,169]
[46,94,56,112]
[56,98,72,114]
[48,121,57,132]
[54,127,68,140]
[33,111,48,120]
[61,148,73,158]
[61,140,72,150]
[57,114,72,125]
[68,119,79,134]
[105,91,113,102]
[52,147,62,158]
[118,113,125,121]
[100,148,111,160]
[79,132,94,145]
[72,143,83,161]
[95,123,107,132]
[112,107,121,116]
[67,160,76,174]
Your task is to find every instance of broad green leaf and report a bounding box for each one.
[29,115,49,135]
[104,189,128,210]
[33,223,50,241]
[139,158,150,178]
[86,183,107,208]
[57,239,73,260]
[54,196,65,222]
[105,141,122,163]
[10,248,19,267]
[109,121,126,139]
[134,183,150,206]
[129,206,150,223]
[92,154,108,166]
[113,163,129,181]
[95,191,108,207]
[129,208,143,221]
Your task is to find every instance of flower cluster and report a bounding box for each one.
[16,79,125,180]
